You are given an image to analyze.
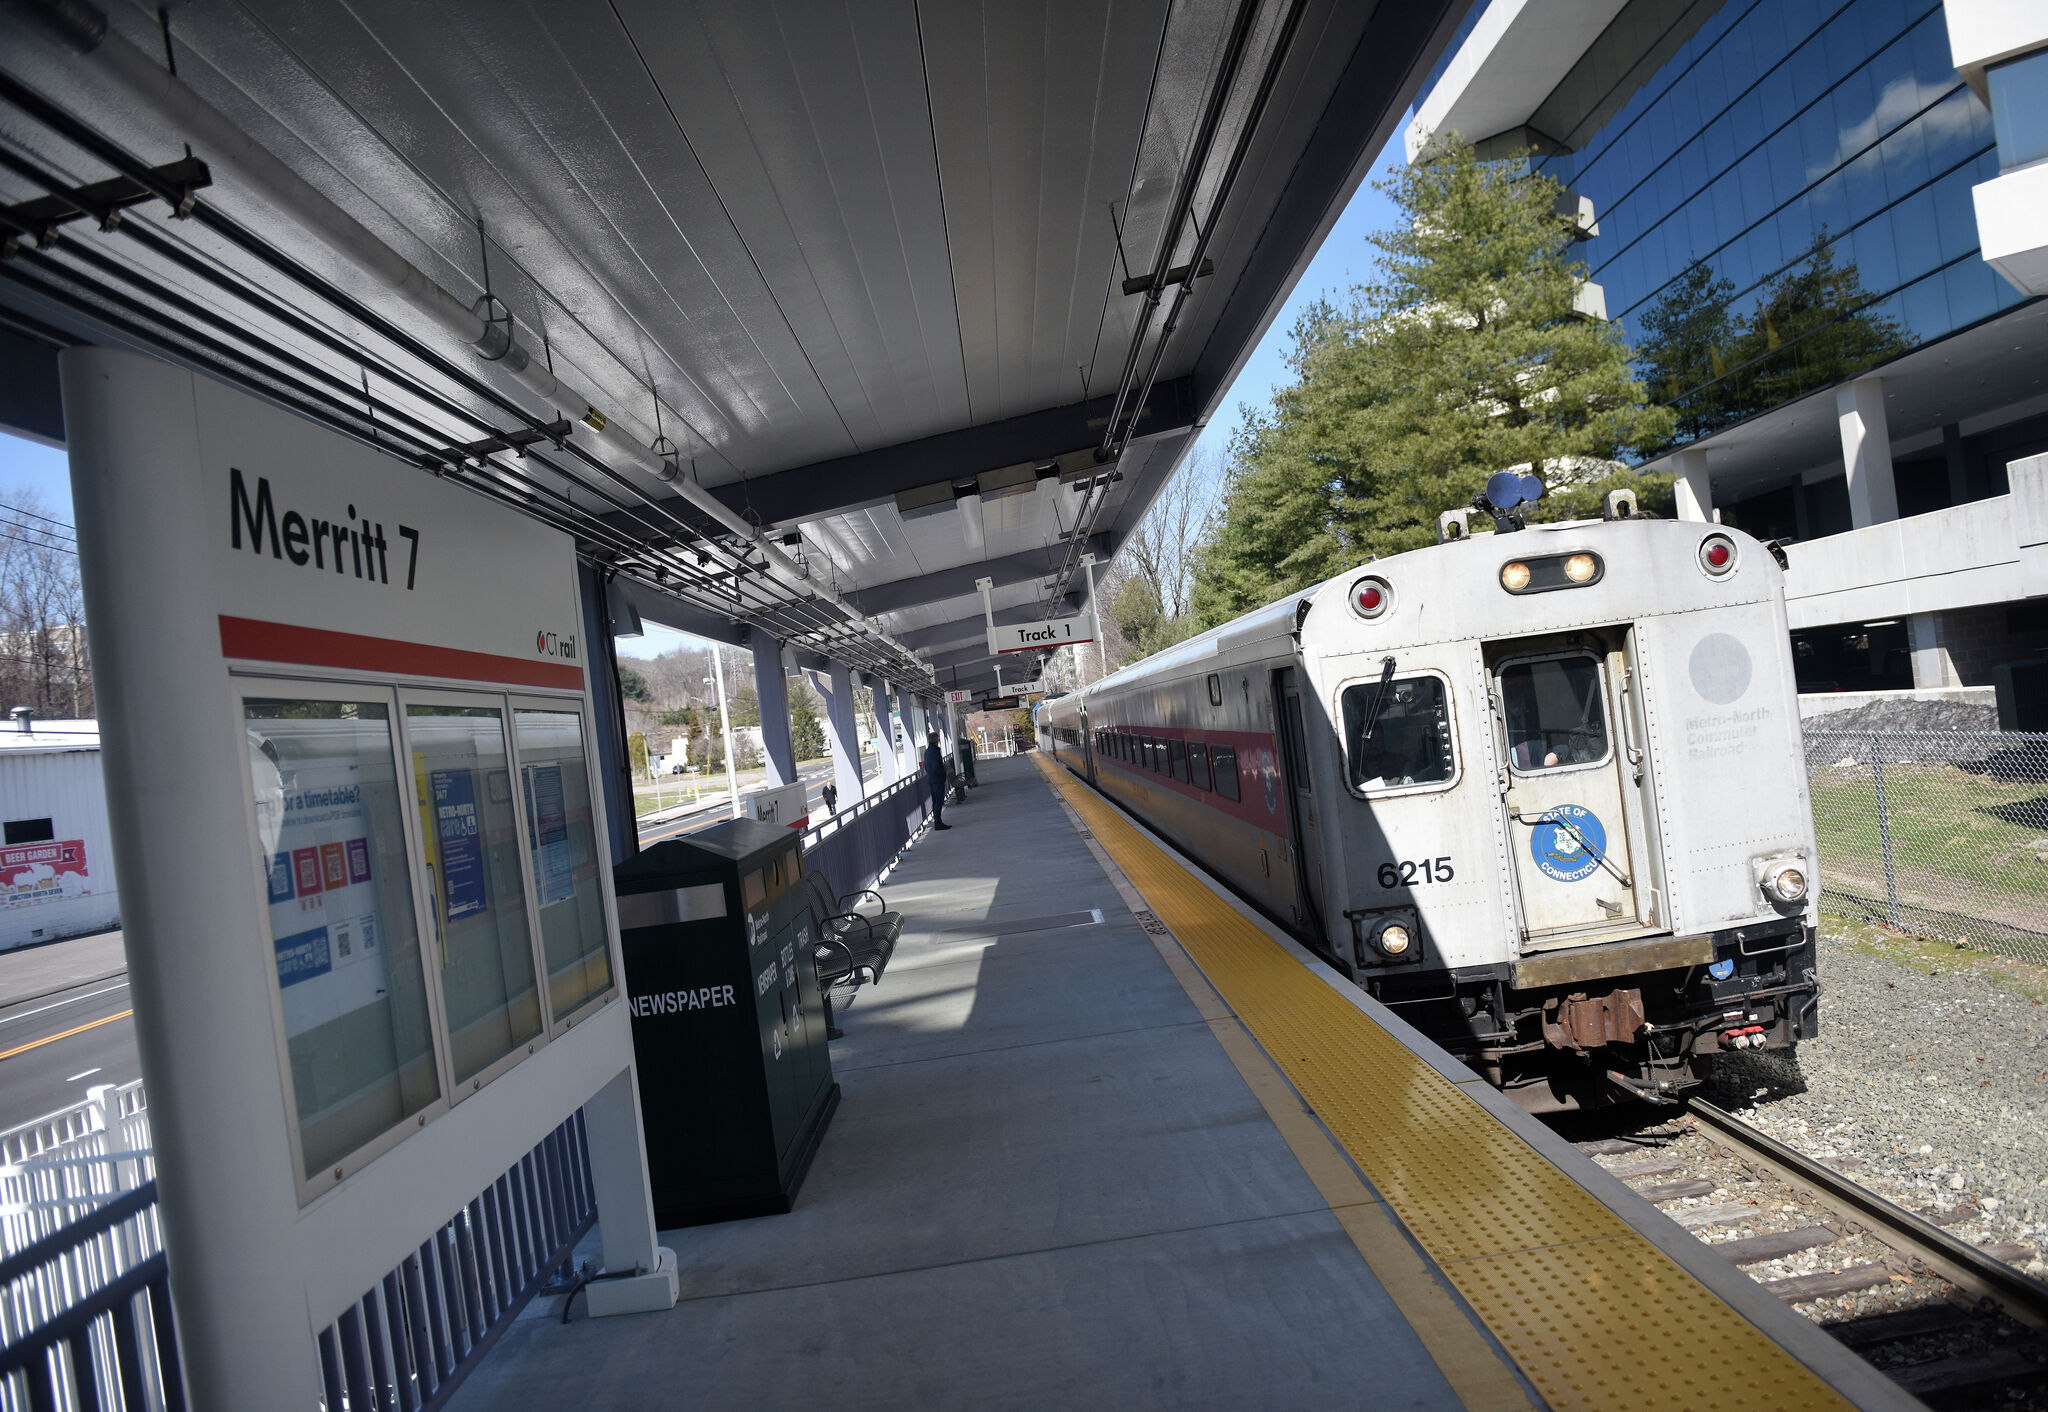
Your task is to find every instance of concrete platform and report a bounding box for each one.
[448,758,1501,1410]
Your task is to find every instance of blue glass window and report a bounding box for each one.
[1988,49,2048,170]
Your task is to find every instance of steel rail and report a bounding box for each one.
[1689,1098,2048,1330]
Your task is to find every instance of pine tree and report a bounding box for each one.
[1195,136,1674,625]
[1635,258,1740,446]
[788,687,826,762]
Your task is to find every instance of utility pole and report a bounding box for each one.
[711,647,740,819]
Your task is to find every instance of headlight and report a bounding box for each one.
[1764,866,1807,903]
[1563,552,1598,582]
[1500,561,1531,592]
[1375,922,1412,956]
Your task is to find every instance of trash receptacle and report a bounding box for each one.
[613,818,837,1227]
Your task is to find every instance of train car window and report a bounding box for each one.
[1212,746,1241,802]
[1169,740,1188,782]
[1500,656,1610,771]
[1342,677,1455,790]
[1189,742,1211,791]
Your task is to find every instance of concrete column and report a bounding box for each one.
[751,635,796,789]
[1672,448,1713,523]
[1836,376,1899,527]
[822,660,865,805]
[870,676,899,787]
[1909,612,1960,688]
[579,1066,679,1316]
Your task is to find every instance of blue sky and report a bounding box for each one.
[0,128,1407,658]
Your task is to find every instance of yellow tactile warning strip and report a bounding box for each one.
[1035,756,1855,1412]
[1057,807,1535,1412]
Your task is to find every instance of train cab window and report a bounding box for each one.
[1499,656,1610,772]
[1169,740,1188,782]
[1212,746,1241,802]
[1189,743,1211,791]
[1342,676,1455,791]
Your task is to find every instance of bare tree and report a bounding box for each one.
[1092,445,1223,671]
[0,490,92,717]
[1119,442,1222,622]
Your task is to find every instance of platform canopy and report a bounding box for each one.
[0,0,1465,697]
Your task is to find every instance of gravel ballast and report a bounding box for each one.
[1712,921,2048,1280]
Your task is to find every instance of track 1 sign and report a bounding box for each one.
[990,615,1094,654]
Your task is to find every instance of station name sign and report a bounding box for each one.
[990,615,1093,655]
[231,466,420,590]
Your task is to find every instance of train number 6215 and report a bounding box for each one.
[1377,857,1454,888]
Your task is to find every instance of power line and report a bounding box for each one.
[0,528,77,556]
[0,502,76,536]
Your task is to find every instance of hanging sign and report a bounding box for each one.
[945,690,974,704]
[990,616,1094,655]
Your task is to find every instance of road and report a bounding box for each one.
[0,974,140,1132]
[636,753,888,845]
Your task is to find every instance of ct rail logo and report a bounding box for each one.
[1530,805,1605,883]
[535,630,578,661]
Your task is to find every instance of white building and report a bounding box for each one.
[0,716,119,950]
[1412,0,2048,694]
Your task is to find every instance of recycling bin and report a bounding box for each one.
[612,818,837,1226]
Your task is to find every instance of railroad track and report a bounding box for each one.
[1569,1101,2048,1407]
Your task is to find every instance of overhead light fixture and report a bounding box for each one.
[977,463,1037,501]
[894,480,958,520]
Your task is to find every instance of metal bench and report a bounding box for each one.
[804,870,904,1038]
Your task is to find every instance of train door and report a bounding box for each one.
[1274,669,1328,939]
[1486,641,1649,949]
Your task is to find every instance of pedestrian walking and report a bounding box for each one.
[923,730,952,829]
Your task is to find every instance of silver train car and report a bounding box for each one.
[1039,496,1819,1111]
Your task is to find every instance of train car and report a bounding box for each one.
[1039,488,1819,1112]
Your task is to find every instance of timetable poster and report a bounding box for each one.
[261,765,388,1038]
[524,763,573,904]
[431,768,488,923]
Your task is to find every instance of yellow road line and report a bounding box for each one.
[1036,756,1851,1412]
[0,1008,134,1062]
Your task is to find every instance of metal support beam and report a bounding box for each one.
[752,632,797,790]
[845,536,1112,617]
[820,660,865,807]
[579,561,639,863]
[705,379,1196,529]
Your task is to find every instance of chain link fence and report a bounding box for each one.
[1803,729,2048,964]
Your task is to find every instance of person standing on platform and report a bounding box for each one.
[924,730,952,830]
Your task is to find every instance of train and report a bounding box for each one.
[1037,483,1820,1112]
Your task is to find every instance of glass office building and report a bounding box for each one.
[1412,0,2048,692]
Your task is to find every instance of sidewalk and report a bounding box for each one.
[0,929,128,1009]
[446,756,1469,1411]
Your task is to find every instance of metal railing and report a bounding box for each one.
[1,1083,174,1412]
[800,767,943,895]
[0,1083,596,1412]
[314,1111,597,1412]
[1804,729,2048,964]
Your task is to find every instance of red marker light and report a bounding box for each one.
[1350,577,1391,619]
[1699,535,1736,575]
[1706,542,1730,568]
